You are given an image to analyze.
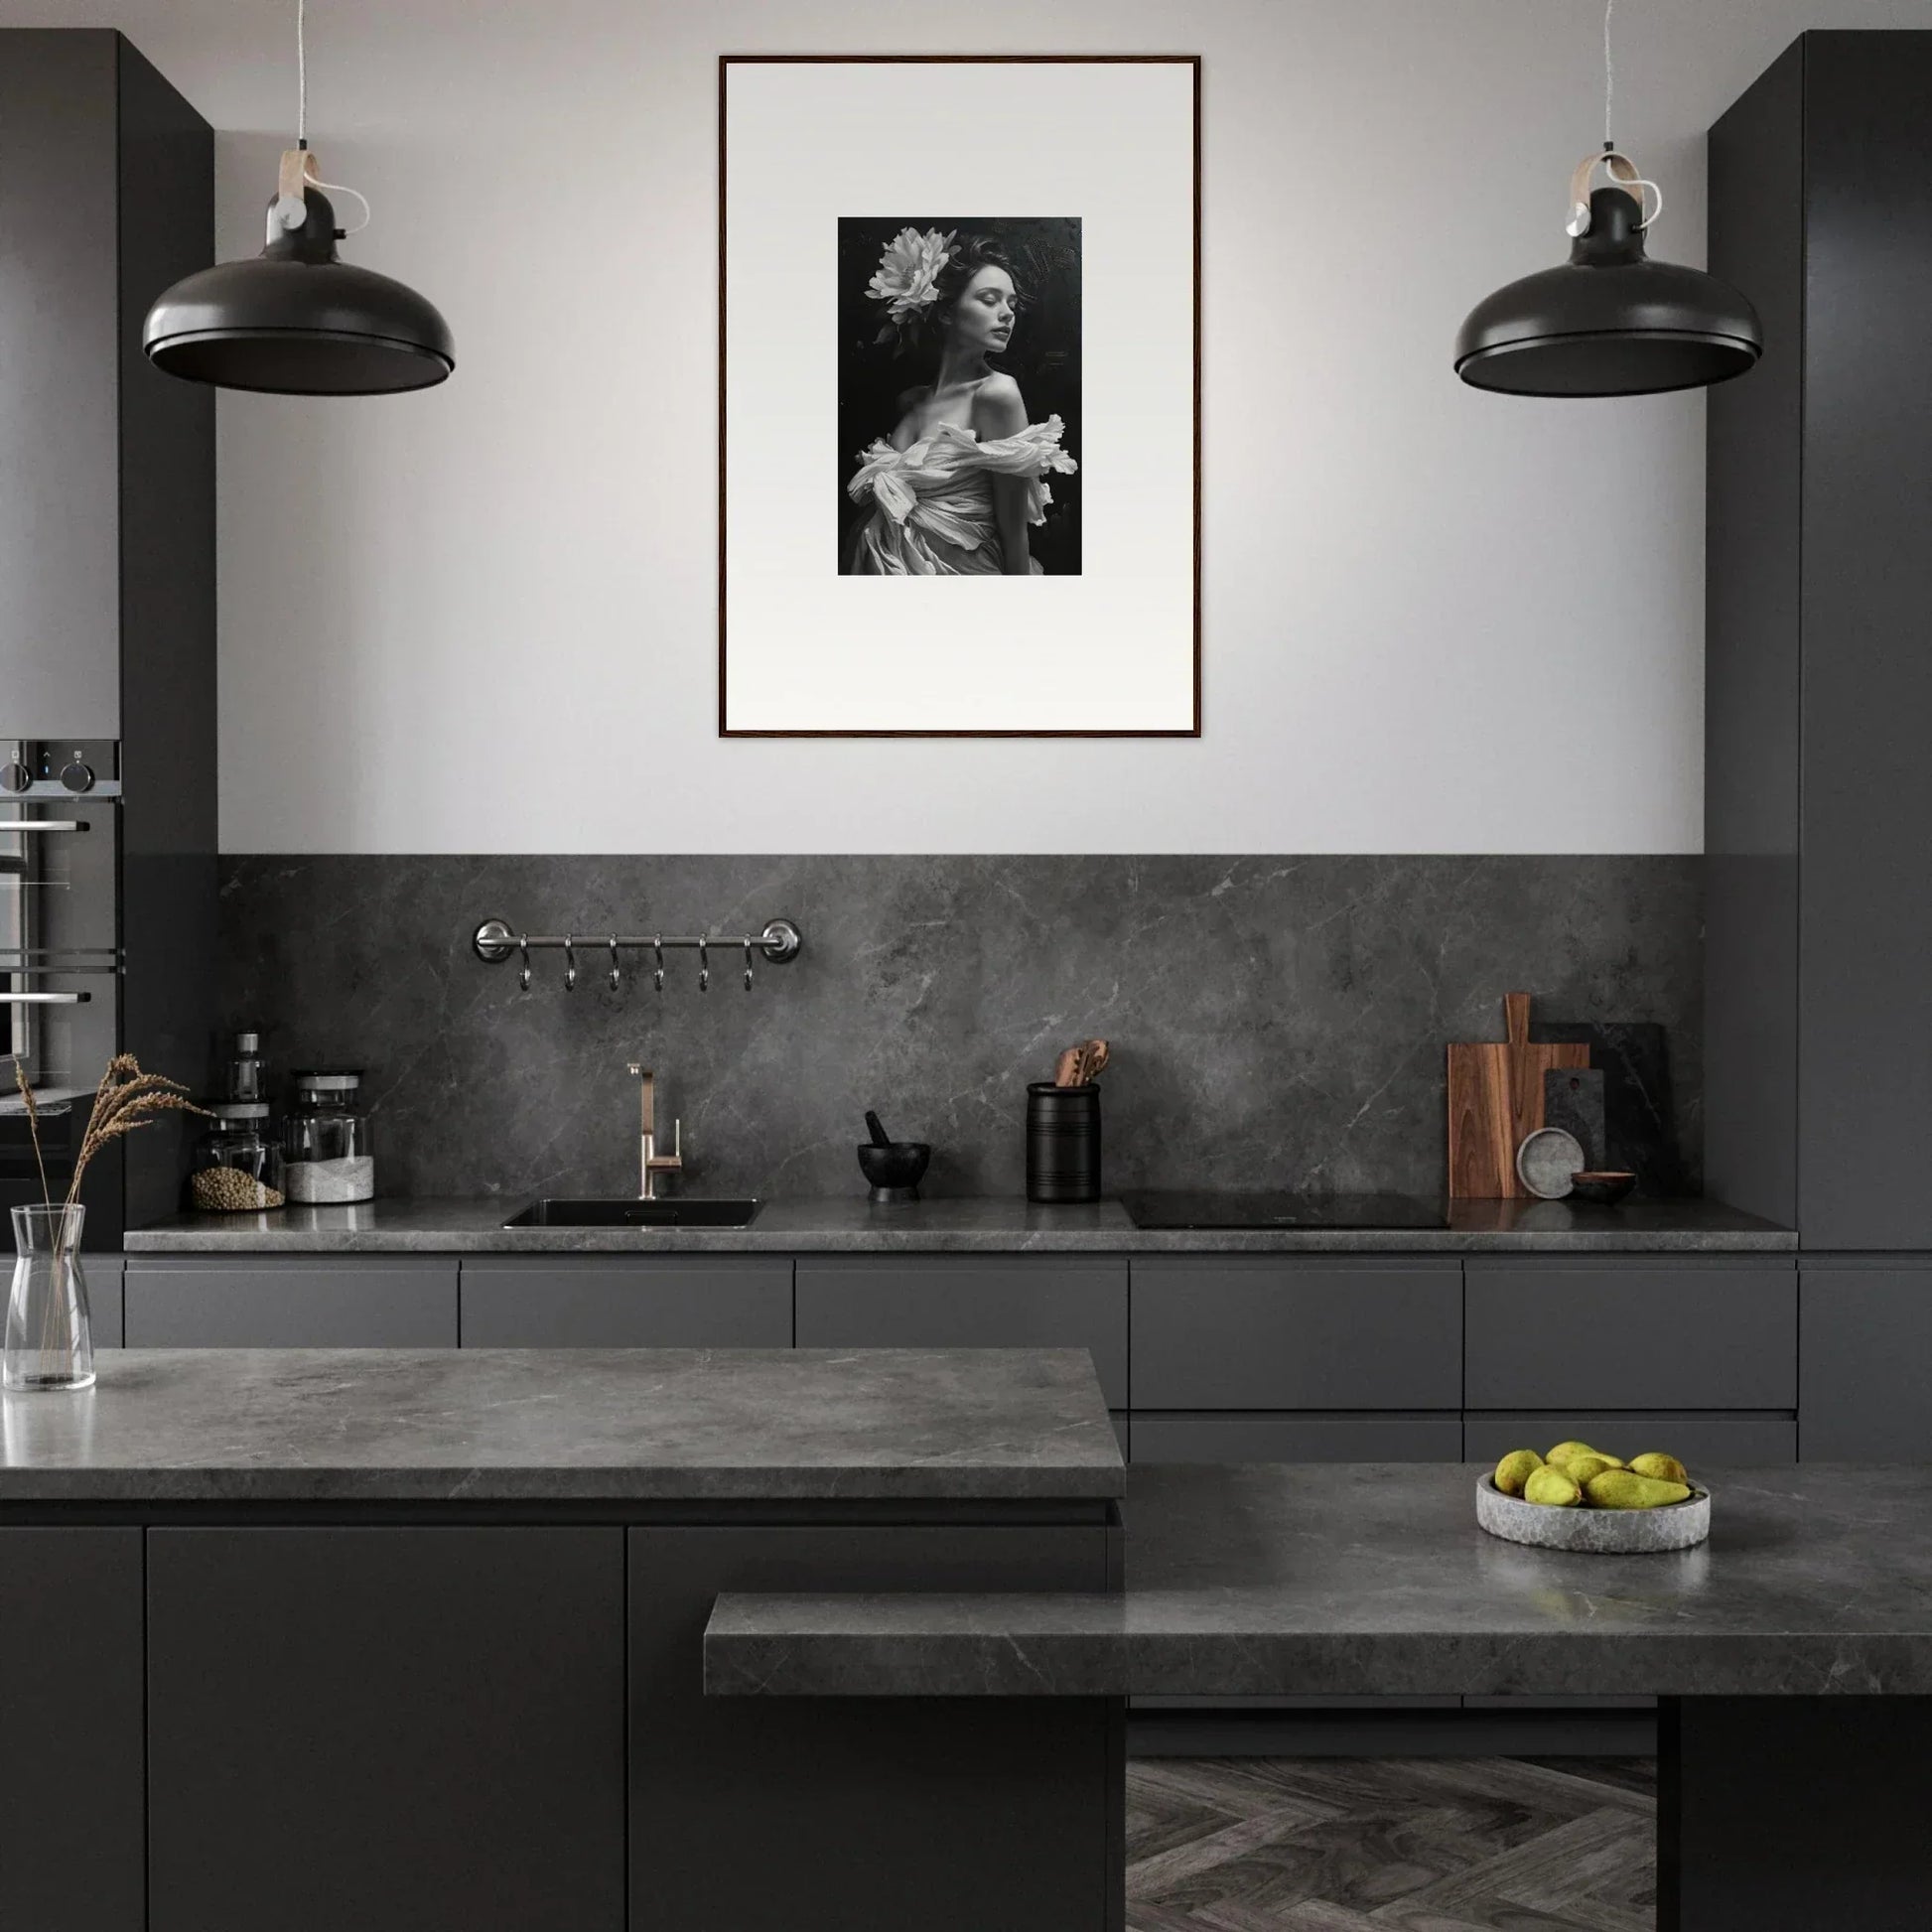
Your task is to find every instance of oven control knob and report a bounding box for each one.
[0,760,29,793]
[59,759,95,794]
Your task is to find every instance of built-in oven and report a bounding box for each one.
[1,742,122,1233]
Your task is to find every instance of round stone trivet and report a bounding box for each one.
[1476,1474,1711,1553]
[1516,1127,1586,1199]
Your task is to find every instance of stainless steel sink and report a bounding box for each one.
[501,1197,761,1229]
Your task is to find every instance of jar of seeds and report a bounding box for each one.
[189,1103,287,1211]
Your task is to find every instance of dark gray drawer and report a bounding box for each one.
[1464,1260,1796,1410]
[460,1258,791,1348]
[124,1257,458,1347]
[1801,1265,1932,1458]
[1131,1258,1461,1411]
[794,1258,1128,1408]
[1130,1413,1463,1463]
[1462,1411,1797,1466]
[1463,1697,1657,1711]
[84,1255,124,1348]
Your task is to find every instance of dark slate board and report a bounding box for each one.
[1530,1022,1684,1197]
[1543,1066,1607,1172]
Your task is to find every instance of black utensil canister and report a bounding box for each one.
[1027,1082,1101,1204]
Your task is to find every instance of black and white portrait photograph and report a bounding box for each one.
[838,218,1081,577]
[721,56,1198,735]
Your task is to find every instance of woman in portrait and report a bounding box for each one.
[843,229,1077,576]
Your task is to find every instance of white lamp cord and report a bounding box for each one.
[1603,0,1614,150]
[272,0,372,238]
[1567,0,1661,234]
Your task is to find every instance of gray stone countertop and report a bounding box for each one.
[0,1347,1123,1504]
[706,1461,1932,1699]
[122,1194,1796,1255]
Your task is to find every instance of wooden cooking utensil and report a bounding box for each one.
[1447,993,1588,1198]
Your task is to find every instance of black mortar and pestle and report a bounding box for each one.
[858,1110,930,1204]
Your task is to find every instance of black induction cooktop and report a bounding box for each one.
[1119,1191,1449,1231]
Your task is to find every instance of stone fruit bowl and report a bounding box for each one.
[1476,1474,1711,1553]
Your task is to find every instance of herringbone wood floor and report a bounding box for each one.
[1126,1755,1656,1931]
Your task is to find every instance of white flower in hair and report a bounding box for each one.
[866,226,957,325]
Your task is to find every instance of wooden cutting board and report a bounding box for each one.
[1447,993,1589,1198]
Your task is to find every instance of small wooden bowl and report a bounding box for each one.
[1569,1171,1637,1206]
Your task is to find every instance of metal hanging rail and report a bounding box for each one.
[471,916,802,993]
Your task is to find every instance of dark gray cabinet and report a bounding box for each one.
[125,1257,458,1346]
[1708,32,1932,1250]
[1800,1264,1932,1459]
[0,30,215,1243]
[1464,1412,1797,1466]
[0,1529,144,1932]
[147,1527,626,1932]
[0,31,125,732]
[1131,1258,1461,1411]
[460,1256,791,1347]
[1464,1260,1796,1411]
[628,1523,1117,1932]
[0,28,209,734]
[85,1255,124,1348]
[106,1245,1823,1467]
[795,1256,1128,1408]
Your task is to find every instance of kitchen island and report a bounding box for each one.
[0,1346,1125,1932]
[713,1460,1932,1932]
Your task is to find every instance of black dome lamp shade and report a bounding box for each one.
[1454,0,1759,398]
[142,2,452,396]
[1455,152,1760,397]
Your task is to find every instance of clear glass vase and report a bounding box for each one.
[5,1204,95,1393]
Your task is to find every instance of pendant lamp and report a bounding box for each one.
[143,0,453,395]
[1454,0,1759,397]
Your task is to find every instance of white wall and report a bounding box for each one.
[6,0,1926,854]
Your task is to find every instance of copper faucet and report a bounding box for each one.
[625,1063,684,1199]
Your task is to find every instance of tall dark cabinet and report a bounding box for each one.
[1707,31,1932,1455]
[0,31,215,1244]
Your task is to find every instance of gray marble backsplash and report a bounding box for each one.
[216,856,1702,1203]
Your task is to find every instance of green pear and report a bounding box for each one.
[1524,1465,1584,1507]
[1559,1452,1619,1486]
[1585,1469,1693,1510]
[1628,1452,1689,1485]
[1494,1449,1543,1496]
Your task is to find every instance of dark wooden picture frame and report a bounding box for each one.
[718,54,1202,739]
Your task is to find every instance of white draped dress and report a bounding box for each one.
[844,415,1078,576]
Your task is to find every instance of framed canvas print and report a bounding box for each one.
[719,55,1200,737]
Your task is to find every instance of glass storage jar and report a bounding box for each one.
[222,1030,267,1103]
[189,1103,287,1212]
[283,1069,376,1204]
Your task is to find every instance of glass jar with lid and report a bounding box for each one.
[283,1069,376,1204]
[222,1030,267,1103]
[189,1103,286,1212]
